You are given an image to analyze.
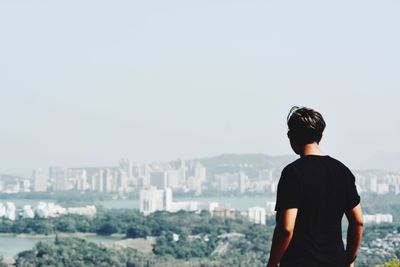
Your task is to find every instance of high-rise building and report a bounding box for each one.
[140,187,166,216]
[21,179,31,192]
[194,162,207,183]
[179,159,187,185]
[116,169,128,192]
[33,168,47,192]
[120,159,134,179]
[150,171,167,189]
[55,168,69,191]
[76,170,89,191]
[48,166,58,185]
[164,187,173,211]
[248,206,266,225]
[239,172,247,194]
[140,187,198,215]
[103,169,115,193]
[165,169,180,188]
[94,169,104,192]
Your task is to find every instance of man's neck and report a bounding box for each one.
[300,143,325,157]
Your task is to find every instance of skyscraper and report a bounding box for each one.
[165,169,180,188]
[55,168,69,191]
[194,162,207,183]
[248,207,266,225]
[76,170,88,191]
[116,169,128,192]
[33,168,47,192]
[139,187,165,216]
[104,169,114,193]
[239,171,247,194]
[179,159,187,185]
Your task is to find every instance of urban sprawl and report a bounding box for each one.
[0,158,398,225]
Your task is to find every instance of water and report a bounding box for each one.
[96,195,275,210]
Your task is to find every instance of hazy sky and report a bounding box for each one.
[1,0,399,176]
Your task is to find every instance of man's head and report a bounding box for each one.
[286,106,326,153]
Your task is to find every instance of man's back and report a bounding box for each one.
[275,155,360,267]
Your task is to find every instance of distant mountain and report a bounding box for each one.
[358,151,400,172]
[188,153,297,177]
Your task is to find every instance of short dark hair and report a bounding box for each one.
[287,106,326,145]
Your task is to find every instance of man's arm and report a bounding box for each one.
[345,203,363,266]
[267,208,298,267]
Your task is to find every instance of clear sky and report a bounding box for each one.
[0,0,399,176]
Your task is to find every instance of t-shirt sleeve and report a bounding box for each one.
[275,165,301,211]
[345,170,361,210]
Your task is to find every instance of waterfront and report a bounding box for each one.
[97,195,274,210]
[0,196,275,211]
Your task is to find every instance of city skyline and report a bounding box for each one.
[1,151,399,178]
[1,154,399,197]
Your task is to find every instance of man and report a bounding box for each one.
[267,106,364,267]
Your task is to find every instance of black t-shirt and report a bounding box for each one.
[275,155,360,267]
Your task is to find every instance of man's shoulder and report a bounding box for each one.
[281,160,297,173]
[284,155,353,173]
[325,156,353,172]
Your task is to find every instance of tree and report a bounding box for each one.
[96,221,118,235]
[126,224,150,238]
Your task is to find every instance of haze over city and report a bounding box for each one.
[1,0,399,176]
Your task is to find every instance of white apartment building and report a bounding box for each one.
[140,187,169,216]
[5,202,16,221]
[0,202,17,220]
[165,169,180,188]
[67,205,97,217]
[140,187,201,215]
[248,206,266,225]
[36,202,67,218]
[363,214,393,224]
[22,205,35,219]
[208,202,219,215]
[33,168,47,192]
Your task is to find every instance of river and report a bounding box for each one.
[0,195,274,210]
